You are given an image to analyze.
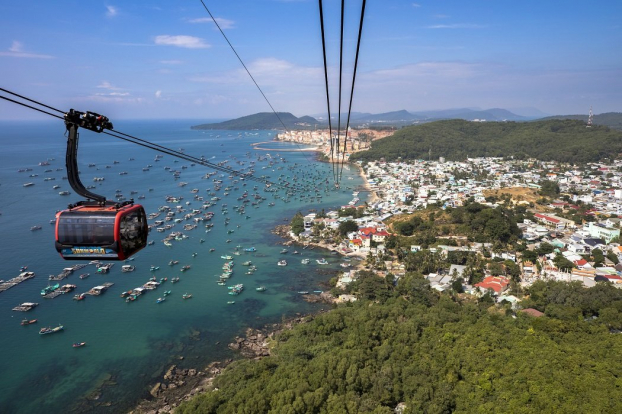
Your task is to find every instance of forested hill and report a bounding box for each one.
[538,112,622,131]
[191,112,318,130]
[178,279,622,413]
[349,119,622,164]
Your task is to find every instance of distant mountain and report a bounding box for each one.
[411,108,527,121]
[508,107,551,118]
[193,107,550,130]
[355,110,426,122]
[537,112,622,131]
[191,112,319,130]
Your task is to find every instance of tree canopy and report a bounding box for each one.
[178,280,622,414]
[350,119,622,163]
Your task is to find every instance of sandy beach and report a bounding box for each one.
[358,165,380,204]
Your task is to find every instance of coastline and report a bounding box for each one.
[129,135,373,413]
[130,314,330,413]
[130,224,365,413]
[357,164,380,204]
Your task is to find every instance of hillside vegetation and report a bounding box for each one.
[178,280,622,414]
[349,119,622,163]
[539,112,622,131]
[191,112,318,130]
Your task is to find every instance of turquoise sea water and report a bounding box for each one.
[0,119,367,413]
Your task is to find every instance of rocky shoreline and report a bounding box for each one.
[129,316,318,414]
[130,224,350,413]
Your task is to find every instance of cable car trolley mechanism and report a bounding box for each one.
[55,109,148,260]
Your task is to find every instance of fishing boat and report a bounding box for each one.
[21,319,37,326]
[221,255,233,260]
[156,297,165,303]
[181,265,191,272]
[280,249,288,254]
[244,247,256,252]
[79,273,89,279]
[30,225,42,231]
[163,290,171,296]
[209,248,215,252]
[171,277,180,283]
[41,283,60,296]
[168,260,179,266]
[73,342,86,348]
[301,258,310,264]
[242,261,252,266]
[182,293,192,299]
[227,301,235,304]
[255,286,267,292]
[121,265,135,272]
[73,293,85,301]
[277,260,287,266]
[316,258,328,265]
[298,291,309,294]
[150,265,160,271]
[39,325,63,335]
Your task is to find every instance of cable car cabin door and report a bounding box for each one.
[55,204,148,260]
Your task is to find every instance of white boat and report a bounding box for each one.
[277,260,287,266]
[316,258,328,265]
[121,265,135,272]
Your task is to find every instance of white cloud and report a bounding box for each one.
[96,92,129,96]
[154,35,210,49]
[106,5,118,17]
[426,24,485,29]
[189,58,321,87]
[159,60,184,65]
[188,17,235,29]
[9,40,22,52]
[155,90,162,98]
[412,3,421,7]
[97,81,122,90]
[0,40,54,59]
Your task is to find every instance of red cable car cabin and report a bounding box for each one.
[55,203,148,260]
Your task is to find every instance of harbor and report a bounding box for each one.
[0,121,364,414]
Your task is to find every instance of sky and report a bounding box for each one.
[1,0,621,121]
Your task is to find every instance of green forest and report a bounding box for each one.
[539,112,622,131]
[178,279,622,414]
[349,119,622,163]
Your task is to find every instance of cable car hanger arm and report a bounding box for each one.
[64,109,113,205]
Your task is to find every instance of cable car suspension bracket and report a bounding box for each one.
[64,109,117,206]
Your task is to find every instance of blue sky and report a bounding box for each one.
[1,0,620,120]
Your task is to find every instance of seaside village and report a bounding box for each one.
[291,155,622,308]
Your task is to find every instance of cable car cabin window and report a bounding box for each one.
[57,214,116,245]
[119,210,147,252]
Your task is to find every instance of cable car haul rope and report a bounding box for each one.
[1,1,367,261]
[0,88,283,261]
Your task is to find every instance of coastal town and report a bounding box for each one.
[135,130,622,413]
[276,129,622,305]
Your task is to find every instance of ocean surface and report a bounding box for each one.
[0,119,367,413]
